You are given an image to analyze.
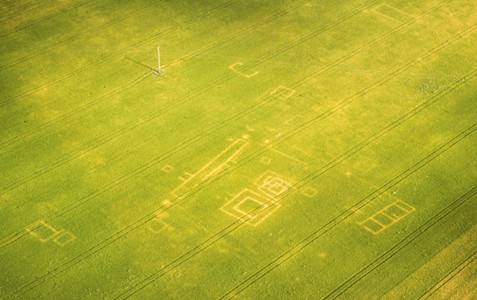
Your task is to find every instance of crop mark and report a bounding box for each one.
[219,125,477,300]
[171,138,250,198]
[370,4,413,23]
[228,62,259,78]
[1,4,472,298]
[1,18,474,265]
[270,85,296,99]
[147,217,170,234]
[25,220,76,247]
[8,72,475,299]
[325,185,477,299]
[221,189,281,226]
[0,0,407,198]
[357,200,416,235]
[221,171,294,226]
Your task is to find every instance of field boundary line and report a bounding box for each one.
[419,248,477,299]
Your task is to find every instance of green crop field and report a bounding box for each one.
[0,0,476,298]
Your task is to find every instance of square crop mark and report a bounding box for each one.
[260,156,271,165]
[233,196,268,216]
[359,219,385,235]
[372,4,411,23]
[383,204,409,220]
[353,156,376,173]
[395,200,416,213]
[373,213,394,226]
[259,181,288,198]
[161,165,174,173]
[26,220,61,242]
[228,62,258,78]
[270,86,295,99]
[53,231,76,247]
[300,186,318,198]
[148,218,169,234]
[254,171,293,199]
[221,189,281,226]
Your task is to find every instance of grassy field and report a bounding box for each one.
[0,0,476,298]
